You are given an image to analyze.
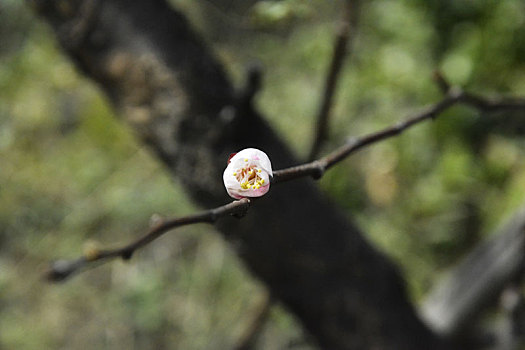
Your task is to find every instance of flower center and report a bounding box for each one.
[233,165,265,190]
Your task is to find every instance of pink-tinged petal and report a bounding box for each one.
[248,184,270,197]
[226,188,244,199]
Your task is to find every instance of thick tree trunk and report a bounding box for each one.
[30,0,448,348]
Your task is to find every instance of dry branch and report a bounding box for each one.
[308,0,359,161]
[47,79,525,283]
[274,84,525,183]
[47,199,250,281]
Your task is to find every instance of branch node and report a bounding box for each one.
[149,213,164,227]
[121,250,134,261]
[448,86,465,100]
[209,210,219,222]
[311,163,325,180]
[232,198,251,219]
[84,248,101,262]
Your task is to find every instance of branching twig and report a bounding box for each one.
[274,79,525,184]
[308,0,359,161]
[46,198,251,282]
[46,76,525,282]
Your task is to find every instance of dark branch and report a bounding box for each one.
[46,198,250,282]
[274,84,525,184]
[308,0,359,161]
[46,79,525,282]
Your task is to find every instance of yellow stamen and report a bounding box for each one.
[244,158,248,162]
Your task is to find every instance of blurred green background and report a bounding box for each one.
[1,0,524,348]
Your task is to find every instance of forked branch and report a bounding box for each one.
[308,0,359,161]
[274,78,525,183]
[46,77,525,282]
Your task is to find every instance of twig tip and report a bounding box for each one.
[45,260,75,283]
[232,198,251,219]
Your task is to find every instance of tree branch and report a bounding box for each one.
[45,77,525,286]
[46,198,250,282]
[274,83,525,184]
[308,0,359,161]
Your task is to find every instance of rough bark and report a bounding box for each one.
[30,0,447,348]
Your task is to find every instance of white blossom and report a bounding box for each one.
[223,148,272,199]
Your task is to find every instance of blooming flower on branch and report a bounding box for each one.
[223,148,273,199]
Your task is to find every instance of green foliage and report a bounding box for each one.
[1,0,525,348]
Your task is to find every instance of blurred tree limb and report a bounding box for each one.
[274,79,525,184]
[308,0,360,161]
[47,198,251,282]
[27,0,525,349]
[46,73,525,285]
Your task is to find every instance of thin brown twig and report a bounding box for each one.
[46,77,525,282]
[308,0,359,161]
[46,198,251,282]
[274,82,525,184]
